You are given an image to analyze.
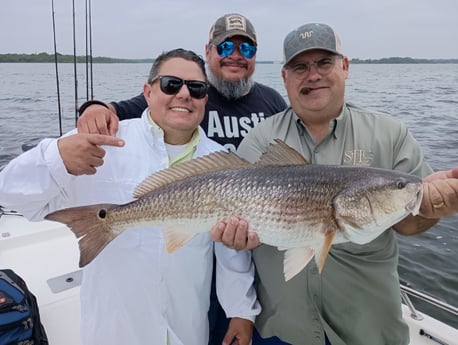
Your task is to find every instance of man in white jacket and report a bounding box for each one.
[0,48,260,345]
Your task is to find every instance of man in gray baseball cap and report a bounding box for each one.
[213,21,458,345]
[283,22,342,65]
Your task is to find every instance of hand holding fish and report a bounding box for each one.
[394,167,458,235]
[210,216,260,250]
[420,166,458,217]
[57,133,124,175]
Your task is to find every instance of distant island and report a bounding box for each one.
[0,53,152,63]
[0,52,457,64]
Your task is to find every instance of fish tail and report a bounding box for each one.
[45,204,118,267]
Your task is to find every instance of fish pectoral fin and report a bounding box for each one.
[314,230,336,273]
[283,247,315,282]
[163,228,196,253]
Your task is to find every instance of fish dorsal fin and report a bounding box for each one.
[255,139,309,166]
[133,150,251,198]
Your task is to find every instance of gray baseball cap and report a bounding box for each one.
[283,23,343,65]
[208,13,257,45]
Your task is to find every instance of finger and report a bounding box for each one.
[72,163,97,176]
[108,113,120,136]
[222,333,237,345]
[87,134,124,148]
[246,232,261,250]
[421,183,442,215]
[83,165,98,175]
[221,217,239,247]
[230,338,241,345]
[90,146,107,160]
[423,167,458,182]
[87,154,105,167]
[427,182,444,206]
[421,180,458,217]
[77,120,90,134]
[233,220,249,250]
[451,167,458,179]
[92,115,110,136]
[210,221,227,241]
[71,154,103,175]
[423,171,447,182]
[445,178,458,200]
[440,179,458,214]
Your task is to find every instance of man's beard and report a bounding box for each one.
[207,67,254,100]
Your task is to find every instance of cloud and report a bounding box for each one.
[1,0,457,60]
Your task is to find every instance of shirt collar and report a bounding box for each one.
[146,109,200,166]
[294,104,347,140]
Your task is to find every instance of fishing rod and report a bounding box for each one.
[53,0,93,130]
[72,0,78,126]
[51,0,63,136]
[85,0,94,100]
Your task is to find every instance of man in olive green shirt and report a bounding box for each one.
[211,23,458,345]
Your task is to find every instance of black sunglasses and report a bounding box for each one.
[150,75,209,99]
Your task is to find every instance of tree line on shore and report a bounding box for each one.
[0,53,152,63]
[0,52,457,64]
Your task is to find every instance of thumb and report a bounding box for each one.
[450,167,458,179]
[87,133,125,148]
[423,167,458,182]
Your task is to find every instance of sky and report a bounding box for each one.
[1,0,458,61]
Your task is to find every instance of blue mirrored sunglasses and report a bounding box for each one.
[216,41,257,59]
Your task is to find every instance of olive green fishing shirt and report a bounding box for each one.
[237,103,433,345]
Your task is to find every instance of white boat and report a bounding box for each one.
[1,206,457,345]
[1,207,81,345]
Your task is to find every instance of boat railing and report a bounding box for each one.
[0,206,22,217]
[401,283,458,321]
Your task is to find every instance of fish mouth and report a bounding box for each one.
[406,187,423,216]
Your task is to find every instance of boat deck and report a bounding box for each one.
[1,208,457,345]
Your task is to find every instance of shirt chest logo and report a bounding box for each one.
[344,149,374,166]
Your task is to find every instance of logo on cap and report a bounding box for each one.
[225,14,247,32]
[300,31,313,39]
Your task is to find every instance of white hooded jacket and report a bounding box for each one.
[0,110,260,345]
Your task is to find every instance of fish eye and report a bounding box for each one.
[396,179,407,189]
[98,209,107,219]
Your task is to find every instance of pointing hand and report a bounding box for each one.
[58,133,125,175]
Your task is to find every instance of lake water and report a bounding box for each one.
[0,62,457,327]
